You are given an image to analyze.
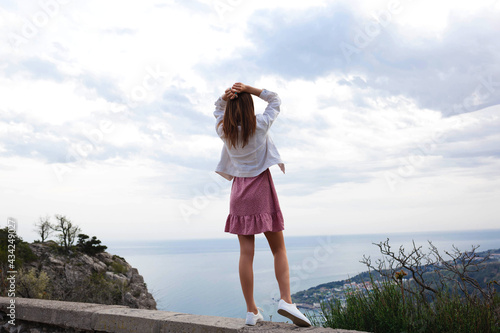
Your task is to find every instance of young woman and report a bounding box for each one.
[213,83,311,327]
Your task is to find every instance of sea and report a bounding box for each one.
[105,229,500,323]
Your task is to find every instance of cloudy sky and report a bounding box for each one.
[1,0,499,243]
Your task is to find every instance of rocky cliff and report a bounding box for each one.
[21,241,157,310]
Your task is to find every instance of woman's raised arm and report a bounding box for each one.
[231,83,263,97]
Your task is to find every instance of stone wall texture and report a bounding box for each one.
[0,297,370,333]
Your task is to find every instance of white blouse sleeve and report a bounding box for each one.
[257,89,281,131]
[214,96,227,137]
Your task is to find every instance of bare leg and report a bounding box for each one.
[237,234,258,314]
[264,231,293,303]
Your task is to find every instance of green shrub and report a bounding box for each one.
[310,240,500,333]
[76,234,107,256]
[112,254,126,261]
[312,273,499,333]
[16,267,51,299]
[0,227,38,296]
[0,227,37,266]
[47,241,68,255]
[111,261,127,274]
[68,272,128,305]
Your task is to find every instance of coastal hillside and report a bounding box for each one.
[293,247,500,308]
[23,241,157,309]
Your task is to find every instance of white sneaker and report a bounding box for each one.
[277,299,311,327]
[245,307,264,326]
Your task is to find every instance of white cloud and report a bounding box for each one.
[1,75,113,125]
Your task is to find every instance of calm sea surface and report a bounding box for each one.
[105,229,500,322]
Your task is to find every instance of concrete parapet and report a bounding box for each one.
[0,297,368,333]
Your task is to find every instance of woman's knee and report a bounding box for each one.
[271,246,287,258]
[240,246,254,258]
[264,231,286,256]
[238,234,255,257]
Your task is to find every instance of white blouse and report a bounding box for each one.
[214,89,285,181]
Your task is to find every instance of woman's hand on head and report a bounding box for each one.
[232,82,247,94]
[222,87,238,101]
[231,83,262,97]
[222,88,230,101]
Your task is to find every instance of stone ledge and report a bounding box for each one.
[0,297,368,333]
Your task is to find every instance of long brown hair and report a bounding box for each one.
[218,92,256,148]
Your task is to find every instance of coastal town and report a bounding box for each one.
[295,278,392,310]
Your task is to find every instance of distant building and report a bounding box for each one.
[490,254,500,261]
[343,282,357,290]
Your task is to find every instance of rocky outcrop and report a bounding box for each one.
[23,241,156,310]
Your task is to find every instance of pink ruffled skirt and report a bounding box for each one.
[225,168,285,235]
